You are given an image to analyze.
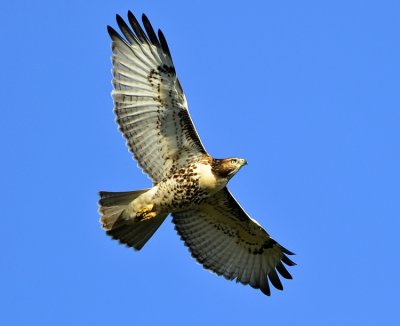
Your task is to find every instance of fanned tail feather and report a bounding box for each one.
[98,189,168,250]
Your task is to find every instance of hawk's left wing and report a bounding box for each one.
[172,188,295,296]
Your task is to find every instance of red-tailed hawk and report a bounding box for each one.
[99,11,295,296]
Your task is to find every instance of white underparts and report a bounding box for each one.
[196,163,225,192]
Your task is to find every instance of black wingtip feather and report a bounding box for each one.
[268,269,283,290]
[142,14,161,47]
[260,279,271,296]
[107,25,130,48]
[107,25,118,38]
[115,14,124,24]
[276,262,293,280]
[116,14,138,44]
[127,11,149,44]
[281,246,295,255]
[158,29,172,59]
[110,11,173,62]
[282,253,297,266]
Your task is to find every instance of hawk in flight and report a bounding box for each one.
[99,11,295,296]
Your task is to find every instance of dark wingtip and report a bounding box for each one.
[141,13,161,47]
[115,14,126,31]
[107,25,118,38]
[276,262,293,280]
[126,10,149,44]
[282,253,297,266]
[127,10,134,19]
[116,13,123,23]
[260,280,271,296]
[279,244,295,255]
[268,269,283,290]
[158,29,172,59]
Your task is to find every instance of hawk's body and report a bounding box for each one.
[121,156,228,221]
[99,12,295,296]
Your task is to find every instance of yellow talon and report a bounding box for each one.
[135,204,156,221]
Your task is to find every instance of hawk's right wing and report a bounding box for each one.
[108,12,207,183]
[172,188,295,296]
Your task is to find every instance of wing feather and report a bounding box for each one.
[127,12,151,45]
[172,188,295,296]
[142,15,162,48]
[108,13,207,183]
[158,30,173,59]
[238,250,253,285]
[116,14,138,44]
[219,241,242,280]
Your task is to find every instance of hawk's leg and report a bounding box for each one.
[135,204,157,221]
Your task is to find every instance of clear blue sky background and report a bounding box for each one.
[1,1,399,325]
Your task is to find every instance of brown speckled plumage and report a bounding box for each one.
[99,12,295,297]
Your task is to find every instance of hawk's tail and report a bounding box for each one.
[98,189,168,251]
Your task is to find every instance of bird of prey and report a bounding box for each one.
[99,11,295,296]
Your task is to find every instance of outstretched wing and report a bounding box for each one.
[108,12,207,183]
[172,188,295,296]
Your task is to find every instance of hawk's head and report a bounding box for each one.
[211,158,247,180]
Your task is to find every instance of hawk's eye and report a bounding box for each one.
[230,159,237,164]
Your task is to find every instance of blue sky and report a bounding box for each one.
[1,0,399,325]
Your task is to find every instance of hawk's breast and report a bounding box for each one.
[154,162,226,212]
[196,162,224,192]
